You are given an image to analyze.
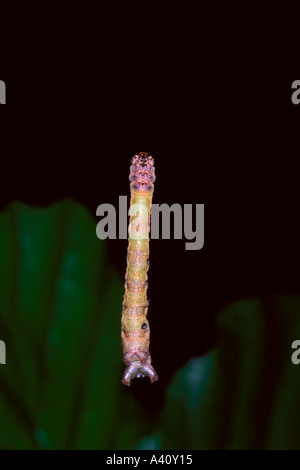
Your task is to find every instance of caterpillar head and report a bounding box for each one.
[130,152,156,191]
[131,152,154,167]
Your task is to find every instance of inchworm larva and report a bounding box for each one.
[121,152,158,386]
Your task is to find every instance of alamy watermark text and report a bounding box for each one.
[96,197,204,250]
[0,340,6,364]
[0,80,6,104]
[291,80,300,105]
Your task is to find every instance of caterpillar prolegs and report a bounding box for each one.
[121,152,158,386]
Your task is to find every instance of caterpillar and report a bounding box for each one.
[121,152,158,386]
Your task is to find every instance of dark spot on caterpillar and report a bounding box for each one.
[141,323,148,330]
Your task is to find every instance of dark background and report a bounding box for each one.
[0,63,299,417]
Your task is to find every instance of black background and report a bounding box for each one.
[1,46,299,415]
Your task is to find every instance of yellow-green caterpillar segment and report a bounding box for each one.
[121,152,158,386]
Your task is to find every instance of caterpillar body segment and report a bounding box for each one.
[121,152,158,386]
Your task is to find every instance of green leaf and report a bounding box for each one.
[143,296,300,450]
[2,200,299,450]
[0,200,147,449]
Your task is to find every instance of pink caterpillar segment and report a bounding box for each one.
[129,152,156,192]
